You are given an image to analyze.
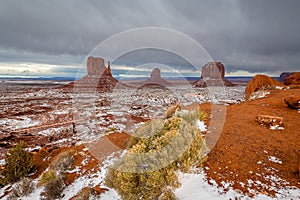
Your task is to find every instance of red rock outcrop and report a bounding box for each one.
[284,72,300,85]
[244,75,283,100]
[194,62,234,87]
[284,96,300,109]
[143,68,171,86]
[68,56,118,92]
[256,115,283,128]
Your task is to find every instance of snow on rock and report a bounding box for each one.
[268,156,283,164]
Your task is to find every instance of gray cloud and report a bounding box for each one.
[0,0,299,76]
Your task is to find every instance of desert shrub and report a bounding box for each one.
[50,151,73,172]
[4,141,33,183]
[105,109,207,200]
[72,187,96,200]
[40,173,65,200]
[38,170,56,186]
[7,178,35,199]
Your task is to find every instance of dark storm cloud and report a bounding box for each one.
[0,0,299,75]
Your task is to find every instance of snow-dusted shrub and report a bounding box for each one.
[40,173,65,200]
[105,109,207,200]
[4,141,34,183]
[7,178,35,199]
[50,151,73,172]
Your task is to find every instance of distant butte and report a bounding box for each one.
[67,56,119,92]
[194,62,234,87]
[143,68,171,86]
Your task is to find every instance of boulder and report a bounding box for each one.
[284,96,300,109]
[143,68,171,86]
[244,75,283,100]
[284,72,300,85]
[194,62,234,87]
[256,115,283,128]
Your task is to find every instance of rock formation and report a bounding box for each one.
[86,56,110,76]
[256,115,283,128]
[69,56,118,92]
[244,75,283,100]
[284,96,300,109]
[143,68,171,86]
[194,62,234,87]
[284,72,300,85]
[279,72,295,83]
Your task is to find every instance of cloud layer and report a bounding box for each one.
[0,0,299,77]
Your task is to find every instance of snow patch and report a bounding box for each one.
[268,156,282,164]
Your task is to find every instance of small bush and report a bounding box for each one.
[40,174,65,200]
[38,170,56,186]
[4,141,33,183]
[7,178,35,199]
[50,151,73,172]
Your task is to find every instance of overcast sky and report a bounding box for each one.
[0,0,299,78]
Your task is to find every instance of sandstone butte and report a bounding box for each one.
[194,62,234,87]
[67,56,119,92]
[143,68,171,86]
[244,74,283,100]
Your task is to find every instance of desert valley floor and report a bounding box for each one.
[0,80,299,199]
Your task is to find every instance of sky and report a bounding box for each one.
[0,0,299,78]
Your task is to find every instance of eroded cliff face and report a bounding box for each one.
[67,56,118,92]
[194,62,234,87]
[87,56,112,77]
[201,62,225,79]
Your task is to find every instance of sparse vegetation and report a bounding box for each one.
[105,109,207,200]
[39,151,73,199]
[7,178,35,199]
[3,141,34,184]
[40,173,65,200]
[50,151,73,172]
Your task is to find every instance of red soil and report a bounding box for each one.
[204,88,300,196]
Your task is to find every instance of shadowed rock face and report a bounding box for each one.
[194,62,234,87]
[284,72,300,85]
[279,72,295,83]
[143,68,171,86]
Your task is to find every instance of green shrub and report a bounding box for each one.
[39,170,56,186]
[4,141,33,183]
[105,109,207,200]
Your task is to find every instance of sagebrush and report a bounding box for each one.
[105,108,207,200]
